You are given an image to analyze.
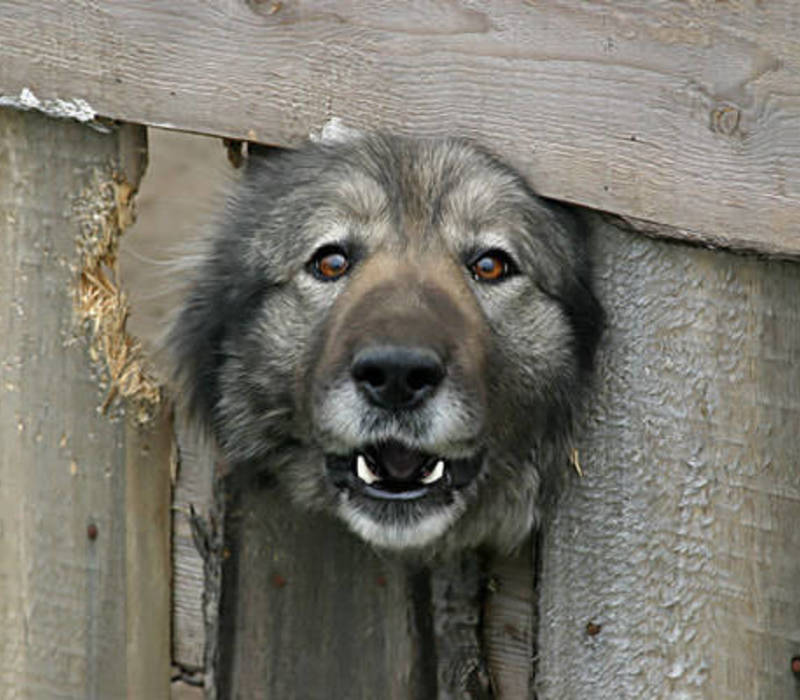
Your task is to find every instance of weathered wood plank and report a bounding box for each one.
[430,555,491,699]
[0,108,171,699]
[219,470,425,699]
[483,544,535,698]
[218,469,533,699]
[1,2,799,256]
[116,126,231,680]
[172,427,216,673]
[125,409,173,700]
[536,215,800,698]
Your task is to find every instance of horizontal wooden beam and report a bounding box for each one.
[1,1,797,257]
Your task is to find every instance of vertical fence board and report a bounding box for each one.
[537,217,800,699]
[483,545,535,698]
[172,428,216,674]
[125,410,173,699]
[430,555,492,698]
[219,472,424,699]
[0,108,170,699]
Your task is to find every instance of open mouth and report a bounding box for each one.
[326,440,483,501]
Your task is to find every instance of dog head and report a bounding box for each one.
[168,134,602,554]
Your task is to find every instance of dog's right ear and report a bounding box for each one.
[165,257,229,432]
[165,235,270,436]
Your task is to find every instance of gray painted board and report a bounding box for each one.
[0,109,171,699]
[1,2,799,256]
[537,215,800,698]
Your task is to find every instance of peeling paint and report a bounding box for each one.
[0,87,110,132]
[310,117,362,144]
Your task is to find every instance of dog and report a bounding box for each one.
[167,131,603,555]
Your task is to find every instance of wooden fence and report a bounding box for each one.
[1,2,799,698]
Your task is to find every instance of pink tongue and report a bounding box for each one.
[373,442,428,481]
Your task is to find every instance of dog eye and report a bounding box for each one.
[469,249,516,282]
[309,245,350,281]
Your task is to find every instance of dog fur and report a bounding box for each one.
[167,133,603,555]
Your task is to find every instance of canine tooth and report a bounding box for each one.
[356,454,378,484]
[421,459,445,484]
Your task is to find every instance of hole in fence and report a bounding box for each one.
[119,128,232,363]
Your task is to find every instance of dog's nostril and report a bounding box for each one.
[356,365,386,389]
[351,346,445,409]
[407,366,443,392]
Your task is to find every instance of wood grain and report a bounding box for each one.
[0,108,170,699]
[483,544,535,698]
[172,428,216,672]
[536,215,800,698]
[125,410,173,700]
[218,471,425,699]
[430,555,492,698]
[0,1,798,256]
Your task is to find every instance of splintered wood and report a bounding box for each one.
[74,172,162,423]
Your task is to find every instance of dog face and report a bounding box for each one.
[168,134,602,554]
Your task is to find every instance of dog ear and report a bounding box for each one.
[165,256,229,431]
[544,200,605,375]
[165,238,270,434]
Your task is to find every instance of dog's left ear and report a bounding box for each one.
[544,200,606,375]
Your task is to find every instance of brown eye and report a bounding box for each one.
[310,246,350,281]
[470,250,515,282]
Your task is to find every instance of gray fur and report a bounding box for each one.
[166,133,603,556]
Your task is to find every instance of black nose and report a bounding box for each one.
[351,346,445,410]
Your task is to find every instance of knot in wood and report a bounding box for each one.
[710,105,741,136]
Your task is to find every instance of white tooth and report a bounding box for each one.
[356,454,378,484]
[421,459,445,484]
